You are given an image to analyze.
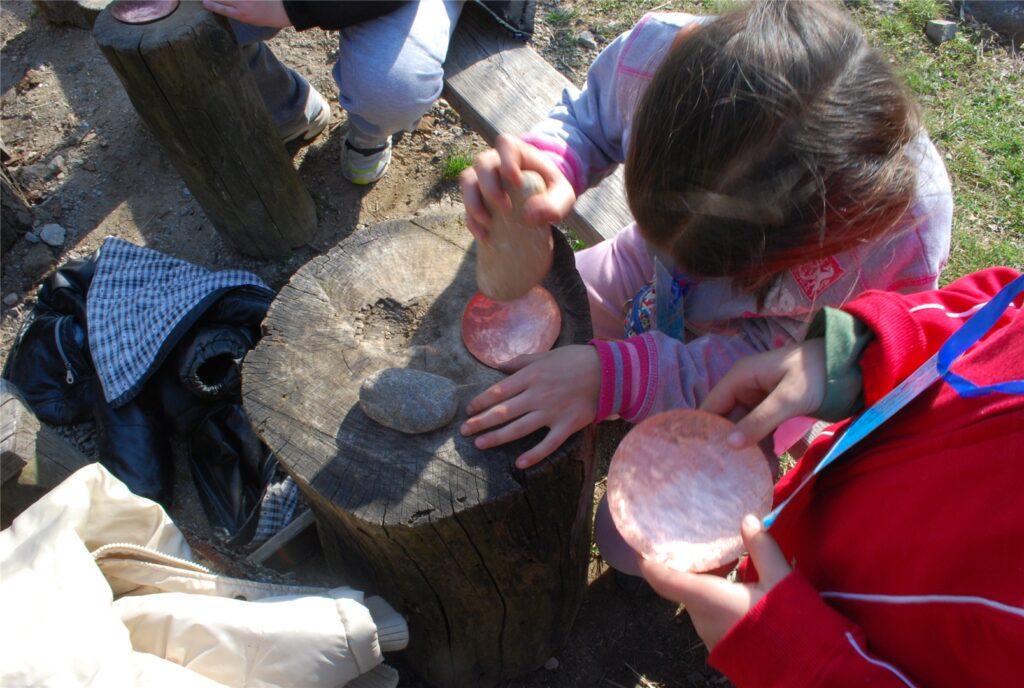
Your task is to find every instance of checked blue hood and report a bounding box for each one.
[87,237,273,407]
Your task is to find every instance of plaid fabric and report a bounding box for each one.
[87,237,271,407]
[252,475,300,545]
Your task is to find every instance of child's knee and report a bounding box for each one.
[334,57,442,132]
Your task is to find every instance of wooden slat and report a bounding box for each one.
[245,507,316,566]
[443,4,633,246]
[1,380,92,526]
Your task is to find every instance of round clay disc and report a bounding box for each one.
[461,285,561,369]
[607,409,773,573]
[111,0,179,24]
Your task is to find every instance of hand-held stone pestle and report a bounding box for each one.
[475,170,553,302]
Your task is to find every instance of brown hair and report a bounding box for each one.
[625,0,920,301]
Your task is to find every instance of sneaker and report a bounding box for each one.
[341,136,392,185]
[282,87,331,145]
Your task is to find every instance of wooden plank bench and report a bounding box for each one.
[443,3,633,247]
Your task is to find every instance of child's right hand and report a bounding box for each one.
[459,134,576,241]
[700,340,826,448]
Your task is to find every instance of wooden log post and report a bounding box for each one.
[92,1,316,259]
[243,211,597,688]
[1,380,92,527]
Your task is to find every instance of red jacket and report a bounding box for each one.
[710,267,1024,687]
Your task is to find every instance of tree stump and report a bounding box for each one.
[92,1,316,259]
[243,211,597,688]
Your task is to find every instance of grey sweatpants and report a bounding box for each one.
[232,0,464,148]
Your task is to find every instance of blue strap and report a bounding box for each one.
[764,274,1024,528]
[937,274,1024,397]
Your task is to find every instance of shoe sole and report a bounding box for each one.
[282,103,331,146]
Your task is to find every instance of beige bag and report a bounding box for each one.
[0,464,406,687]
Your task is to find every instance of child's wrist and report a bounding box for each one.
[589,339,619,422]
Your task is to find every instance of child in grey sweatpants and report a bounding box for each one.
[227,0,463,185]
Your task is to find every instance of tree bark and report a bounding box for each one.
[92,1,316,259]
[243,211,596,687]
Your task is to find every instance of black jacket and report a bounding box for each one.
[283,1,536,40]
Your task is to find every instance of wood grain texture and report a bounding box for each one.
[92,1,315,259]
[243,212,596,687]
[443,3,634,246]
[1,380,91,526]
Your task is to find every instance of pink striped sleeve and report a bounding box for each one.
[589,334,659,423]
[519,133,588,195]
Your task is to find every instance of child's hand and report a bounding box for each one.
[460,345,600,469]
[700,340,826,448]
[460,134,576,241]
[202,0,292,27]
[638,514,792,651]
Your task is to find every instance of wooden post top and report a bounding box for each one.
[242,211,593,527]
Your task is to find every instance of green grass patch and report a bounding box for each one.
[440,150,474,183]
[563,227,586,252]
[545,7,578,24]
[852,1,1024,280]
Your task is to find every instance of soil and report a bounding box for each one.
[0,3,726,687]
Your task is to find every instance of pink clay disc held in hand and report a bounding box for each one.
[607,409,773,573]
[462,286,561,369]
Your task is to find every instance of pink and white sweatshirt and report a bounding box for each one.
[521,12,954,421]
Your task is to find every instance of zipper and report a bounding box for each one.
[54,315,77,385]
[92,541,213,573]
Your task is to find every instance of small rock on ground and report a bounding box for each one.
[38,223,66,247]
[926,19,958,44]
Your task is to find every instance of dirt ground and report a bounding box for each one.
[0,3,727,687]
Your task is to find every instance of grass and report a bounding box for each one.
[440,149,474,183]
[851,0,1024,280]
[545,7,578,24]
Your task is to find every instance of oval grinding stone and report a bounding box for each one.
[359,368,459,434]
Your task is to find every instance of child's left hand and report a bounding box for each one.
[460,345,601,469]
[638,514,792,651]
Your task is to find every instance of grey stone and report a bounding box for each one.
[3,293,19,307]
[543,657,560,671]
[24,232,40,244]
[578,30,598,50]
[48,155,66,173]
[926,19,958,44]
[359,368,459,434]
[38,223,66,247]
